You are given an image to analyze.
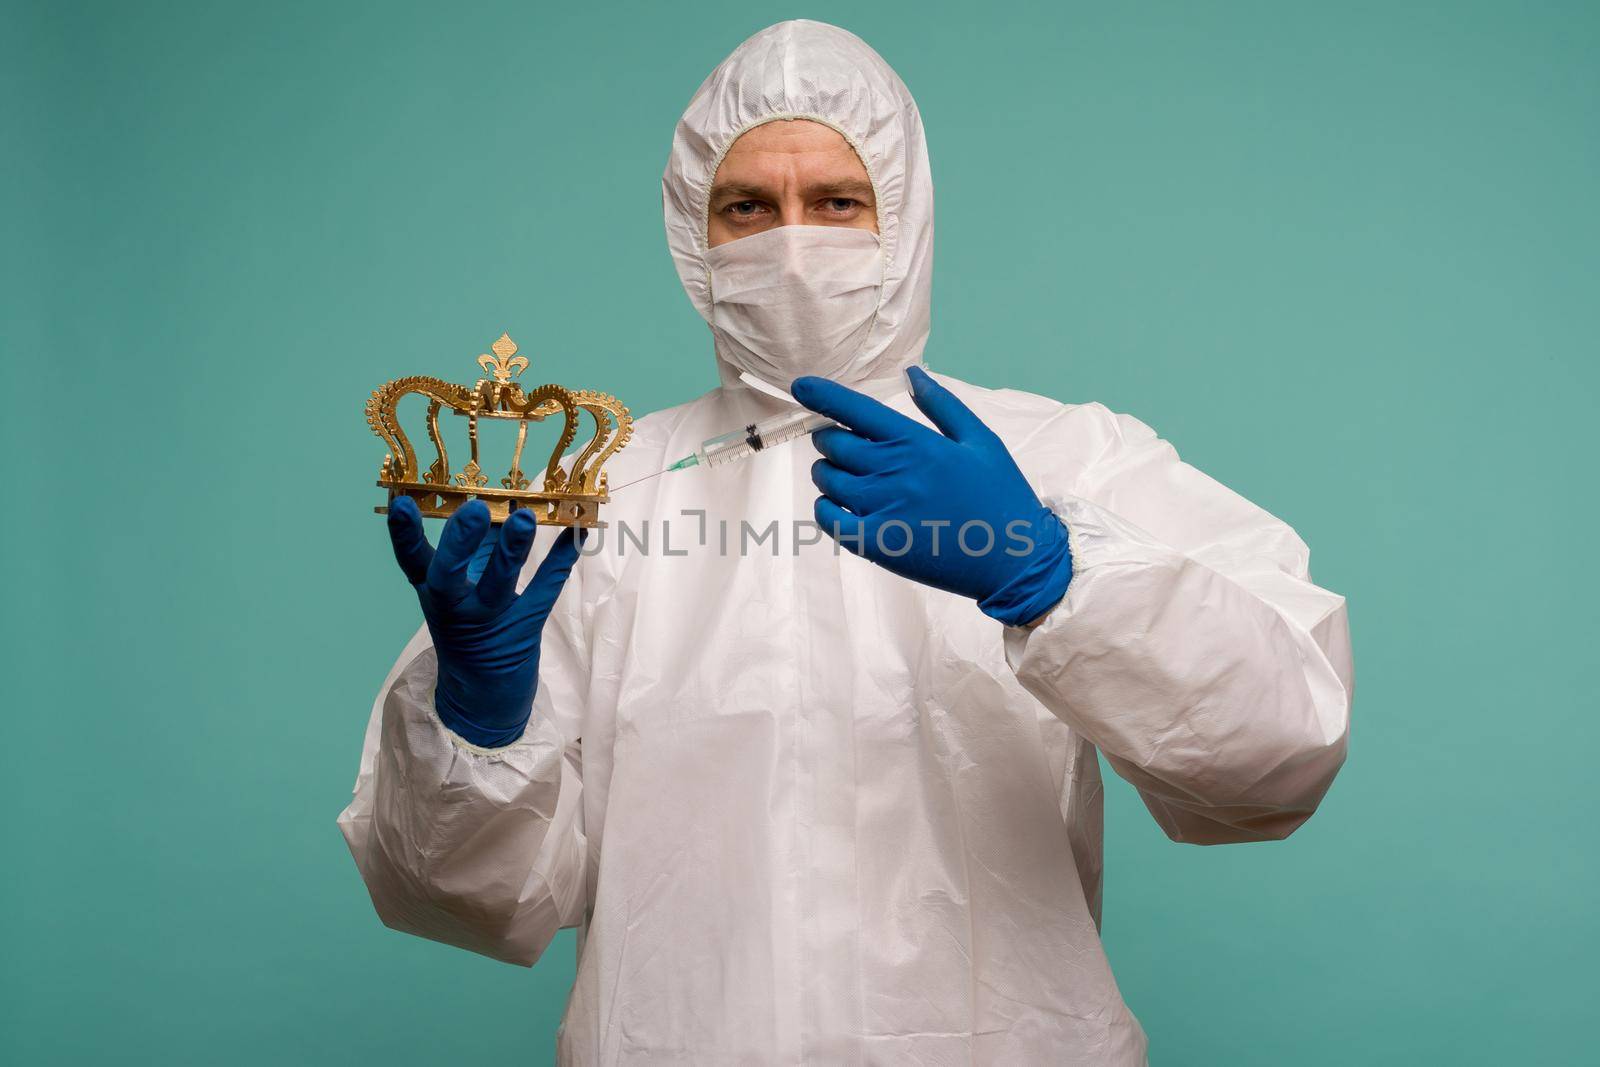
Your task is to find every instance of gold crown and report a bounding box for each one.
[366,332,632,526]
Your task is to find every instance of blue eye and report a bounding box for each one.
[826,198,857,211]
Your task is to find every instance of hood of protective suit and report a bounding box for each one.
[663,20,934,387]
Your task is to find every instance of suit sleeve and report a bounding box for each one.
[336,537,592,965]
[1005,405,1353,844]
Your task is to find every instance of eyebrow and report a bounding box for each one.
[709,178,876,203]
[810,179,875,201]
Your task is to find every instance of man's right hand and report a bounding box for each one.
[387,497,584,747]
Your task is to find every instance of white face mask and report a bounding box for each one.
[703,225,885,383]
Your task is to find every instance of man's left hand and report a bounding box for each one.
[792,366,1074,627]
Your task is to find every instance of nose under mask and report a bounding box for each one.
[704,225,885,384]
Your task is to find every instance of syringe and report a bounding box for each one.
[609,407,837,492]
[608,367,925,493]
[667,407,837,471]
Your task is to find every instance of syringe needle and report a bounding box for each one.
[608,468,672,493]
[609,454,701,493]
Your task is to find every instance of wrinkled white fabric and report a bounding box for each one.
[705,225,886,382]
[339,19,1352,1065]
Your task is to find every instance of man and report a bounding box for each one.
[339,20,1352,1064]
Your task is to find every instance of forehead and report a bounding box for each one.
[714,119,870,182]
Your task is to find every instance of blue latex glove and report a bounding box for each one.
[386,497,584,747]
[793,366,1073,627]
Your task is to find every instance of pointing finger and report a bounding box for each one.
[791,375,924,443]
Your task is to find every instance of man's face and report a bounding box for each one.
[706,119,879,247]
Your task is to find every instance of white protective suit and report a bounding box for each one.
[339,20,1352,1065]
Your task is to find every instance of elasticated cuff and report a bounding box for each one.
[433,686,531,749]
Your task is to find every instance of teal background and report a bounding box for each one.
[4,1,1595,1063]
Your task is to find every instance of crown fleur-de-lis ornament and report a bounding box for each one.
[472,333,533,415]
[477,332,529,382]
[365,332,632,526]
